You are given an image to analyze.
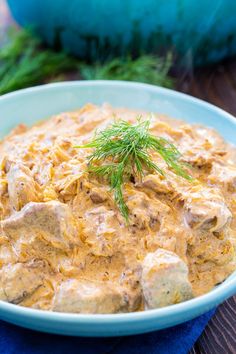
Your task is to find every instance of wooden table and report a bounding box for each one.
[1,1,236,353]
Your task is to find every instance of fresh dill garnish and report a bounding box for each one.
[75,118,192,221]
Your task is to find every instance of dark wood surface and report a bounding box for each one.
[1,1,236,353]
[190,297,236,353]
[177,60,236,117]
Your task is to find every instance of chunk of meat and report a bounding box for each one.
[183,187,232,232]
[90,188,107,203]
[0,241,17,267]
[83,206,119,256]
[179,126,226,168]
[188,234,234,266]
[7,164,41,211]
[0,261,45,304]
[1,201,81,250]
[126,191,170,230]
[208,163,236,191]
[52,279,139,313]
[138,174,172,194]
[141,249,193,309]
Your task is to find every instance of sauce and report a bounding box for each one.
[0,103,235,313]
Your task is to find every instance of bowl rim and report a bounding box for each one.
[0,272,235,324]
[0,80,235,124]
[0,80,235,327]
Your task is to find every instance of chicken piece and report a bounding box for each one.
[188,234,234,266]
[52,279,139,313]
[119,271,142,310]
[183,187,232,232]
[179,126,226,168]
[0,241,17,267]
[138,174,172,194]
[208,163,236,191]
[126,191,170,230]
[90,188,107,204]
[141,249,192,309]
[7,163,40,211]
[1,201,81,250]
[0,260,45,304]
[83,206,119,256]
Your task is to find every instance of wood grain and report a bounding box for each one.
[176,60,236,116]
[189,297,236,354]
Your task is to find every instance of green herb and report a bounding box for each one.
[80,53,174,88]
[0,29,77,95]
[0,28,174,95]
[75,118,191,221]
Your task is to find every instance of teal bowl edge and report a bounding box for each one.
[0,80,235,336]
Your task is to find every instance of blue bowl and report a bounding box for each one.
[7,0,236,65]
[0,81,236,336]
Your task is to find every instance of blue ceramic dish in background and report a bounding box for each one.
[0,81,236,336]
[7,0,236,65]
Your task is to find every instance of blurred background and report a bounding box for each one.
[1,0,236,115]
[0,1,236,353]
[6,0,236,65]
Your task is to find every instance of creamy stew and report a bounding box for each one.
[0,103,235,313]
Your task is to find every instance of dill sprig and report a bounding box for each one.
[75,118,192,221]
[0,29,77,95]
[0,28,174,95]
[80,53,174,88]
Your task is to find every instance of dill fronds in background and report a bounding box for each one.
[0,28,174,95]
[80,53,173,88]
[0,29,78,95]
